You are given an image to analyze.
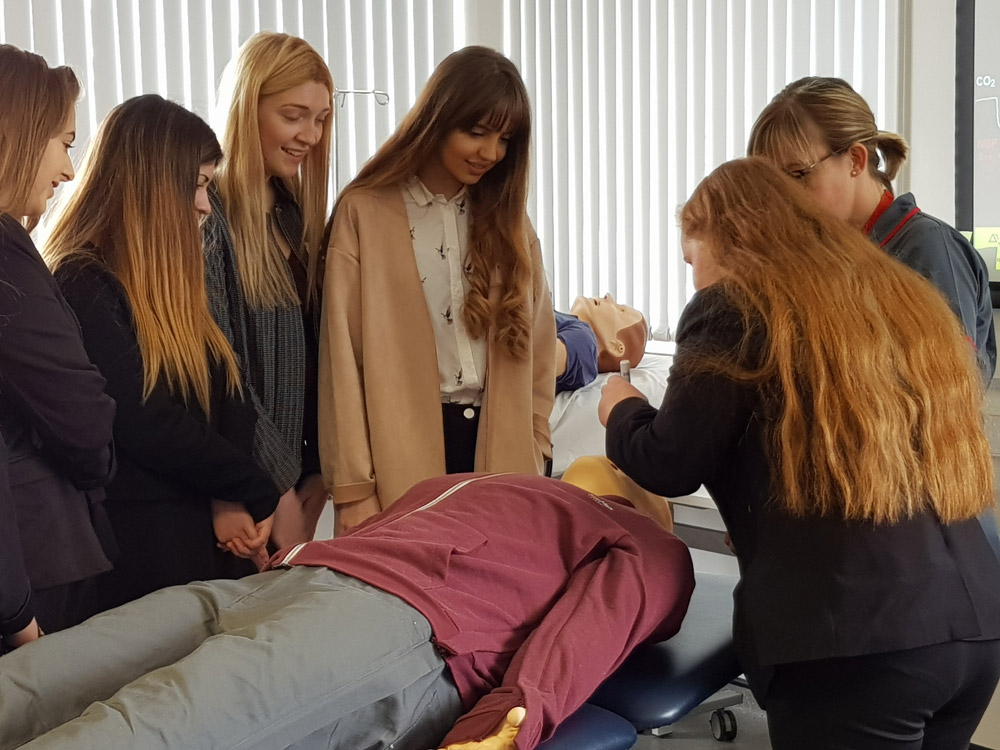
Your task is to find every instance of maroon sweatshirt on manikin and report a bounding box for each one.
[271,473,695,749]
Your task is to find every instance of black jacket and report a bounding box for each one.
[55,257,279,609]
[0,216,116,601]
[0,435,33,640]
[606,287,1000,700]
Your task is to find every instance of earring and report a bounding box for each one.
[850,169,858,176]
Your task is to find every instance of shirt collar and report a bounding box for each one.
[404,175,468,207]
[869,192,916,242]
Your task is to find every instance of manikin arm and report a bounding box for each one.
[439,537,693,749]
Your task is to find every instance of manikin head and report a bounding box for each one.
[561,456,673,531]
[570,294,648,371]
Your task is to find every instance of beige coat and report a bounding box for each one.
[320,184,555,509]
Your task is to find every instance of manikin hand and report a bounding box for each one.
[439,707,526,750]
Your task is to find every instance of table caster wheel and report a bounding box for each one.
[710,708,737,742]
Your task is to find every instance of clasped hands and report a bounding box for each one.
[213,473,331,568]
[211,500,273,568]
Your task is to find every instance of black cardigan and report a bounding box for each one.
[55,257,280,609]
[606,287,1000,700]
[0,216,116,600]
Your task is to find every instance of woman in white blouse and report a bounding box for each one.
[320,46,555,532]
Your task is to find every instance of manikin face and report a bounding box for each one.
[570,294,646,368]
[195,162,216,216]
[257,80,331,180]
[420,122,510,198]
[25,109,76,218]
[680,235,725,291]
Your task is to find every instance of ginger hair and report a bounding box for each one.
[679,157,992,524]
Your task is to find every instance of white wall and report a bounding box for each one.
[463,0,504,51]
[901,0,957,225]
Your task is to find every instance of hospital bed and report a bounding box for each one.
[539,571,743,749]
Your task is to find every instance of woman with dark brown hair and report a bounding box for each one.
[600,157,1000,749]
[322,46,555,532]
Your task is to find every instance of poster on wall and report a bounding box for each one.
[961,0,1000,288]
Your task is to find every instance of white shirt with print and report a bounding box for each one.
[402,176,487,406]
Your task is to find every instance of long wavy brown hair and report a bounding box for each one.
[679,157,992,524]
[0,44,79,230]
[46,95,240,415]
[333,46,534,358]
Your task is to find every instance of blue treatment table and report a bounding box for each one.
[540,571,742,748]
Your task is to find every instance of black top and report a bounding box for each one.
[55,256,280,608]
[606,287,1000,695]
[0,435,33,640]
[0,215,116,597]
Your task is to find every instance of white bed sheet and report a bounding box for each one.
[548,353,673,477]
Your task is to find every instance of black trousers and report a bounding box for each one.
[441,404,481,474]
[766,638,1000,750]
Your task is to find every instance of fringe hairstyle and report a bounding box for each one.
[214,32,333,309]
[0,44,79,231]
[45,95,240,415]
[679,157,992,525]
[747,76,909,192]
[333,46,534,359]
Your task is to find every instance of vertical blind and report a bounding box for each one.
[504,0,900,337]
[1,0,899,337]
[0,0,465,231]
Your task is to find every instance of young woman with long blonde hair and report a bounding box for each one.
[46,95,279,609]
[599,157,1000,749]
[0,44,116,636]
[322,46,555,531]
[748,76,996,382]
[203,31,333,546]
